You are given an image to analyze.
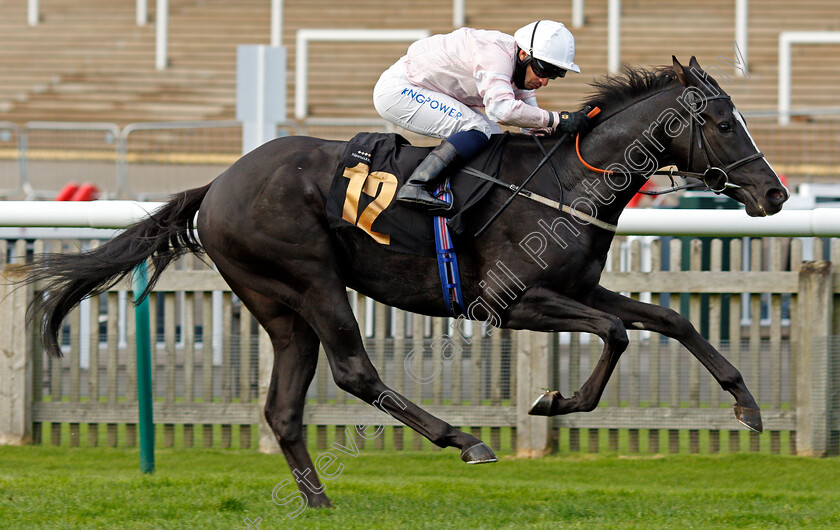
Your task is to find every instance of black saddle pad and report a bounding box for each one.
[326,132,506,257]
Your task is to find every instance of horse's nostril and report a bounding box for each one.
[767,188,787,205]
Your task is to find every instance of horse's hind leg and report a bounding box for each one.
[265,313,331,508]
[307,280,496,464]
[227,280,331,508]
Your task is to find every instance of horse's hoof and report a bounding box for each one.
[308,495,332,509]
[734,405,763,433]
[528,391,557,416]
[461,442,498,464]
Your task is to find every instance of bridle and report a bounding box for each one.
[578,90,766,195]
[472,84,768,237]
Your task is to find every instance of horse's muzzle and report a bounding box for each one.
[728,184,788,217]
[764,187,788,214]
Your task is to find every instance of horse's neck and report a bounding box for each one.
[570,91,676,222]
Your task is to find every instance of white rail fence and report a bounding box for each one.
[0,208,839,456]
[778,31,840,125]
[4,202,840,237]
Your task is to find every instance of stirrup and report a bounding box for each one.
[397,184,452,210]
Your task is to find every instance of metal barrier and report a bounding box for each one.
[118,121,242,199]
[296,117,394,139]
[21,122,121,199]
[8,119,400,200]
[3,112,835,200]
[0,122,23,198]
[777,32,840,125]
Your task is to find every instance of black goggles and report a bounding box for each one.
[530,58,566,79]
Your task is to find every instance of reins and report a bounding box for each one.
[471,82,768,237]
[473,132,570,237]
[463,166,618,233]
[574,107,706,195]
[576,96,766,195]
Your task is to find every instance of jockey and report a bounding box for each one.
[373,20,592,211]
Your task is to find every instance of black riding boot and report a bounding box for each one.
[396,140,459,210]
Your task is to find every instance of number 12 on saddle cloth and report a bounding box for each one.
[326,132,505,257]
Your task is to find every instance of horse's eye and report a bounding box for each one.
[718,122,733,133]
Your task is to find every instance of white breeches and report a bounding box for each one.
[373,61,500,139]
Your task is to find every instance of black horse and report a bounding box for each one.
[22,57,787,508]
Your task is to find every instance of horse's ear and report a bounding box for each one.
[672,56,689,86]
[688,55,703,71]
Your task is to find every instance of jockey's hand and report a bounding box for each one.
[553,111,593,137]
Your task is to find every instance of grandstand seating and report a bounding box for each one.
[2,0,837,122]
[0,0,837,185]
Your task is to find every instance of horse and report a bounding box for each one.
[20,57,787,508]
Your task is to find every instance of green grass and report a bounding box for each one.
[1,446,839,529]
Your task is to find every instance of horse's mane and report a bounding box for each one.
[506,66,683,192]
[581,65,680,112]
[525,66,683,192]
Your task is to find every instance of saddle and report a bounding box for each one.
[326,132,507,257]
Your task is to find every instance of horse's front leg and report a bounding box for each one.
[586,285,762,432]
[505,288,630,416]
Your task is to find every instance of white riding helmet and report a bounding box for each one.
[514,20,581,74]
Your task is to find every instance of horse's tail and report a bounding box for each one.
[23,183,212,357]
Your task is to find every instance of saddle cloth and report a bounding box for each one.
[326,132,507,257]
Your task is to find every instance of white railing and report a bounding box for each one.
[572,0,585,28]
[136,0,148,26]
[453,0,465,28]
[618,208,840,237]
[27,0,38,26]
[3,202,840,238]
[778,31,840,125]
[294,29,430,120]
[735,0,748,77]
[0,201,164,228]
[271,0,283,47]
[607,0,621,74]
[155,0,169,70]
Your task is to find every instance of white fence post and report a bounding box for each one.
[453,0,465,28]
[0,242,34,445]
[516,331,553,457]
[779,33,792,126]
[156,0,169,70]
[572,0,585,28]
[607,0,621,73]
[136,0,148,26]
[795,261,833,456]
[27,0,39,26]
[735,0,748,77]
[271,0,283,47]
